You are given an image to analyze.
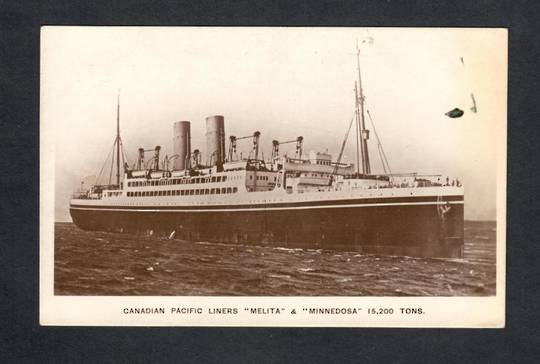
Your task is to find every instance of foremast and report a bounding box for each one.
[116,90,121,186]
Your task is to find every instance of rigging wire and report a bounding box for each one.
[330,113,355,182]
[366,109,392,174]
[96,139,116,185]
[108,139,115,185]
[120,139,131,170]
[354,107,360,174]
[378,146,387,174]
[120,143,125,172]
[375,132,387,175]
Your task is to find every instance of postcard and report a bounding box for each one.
[40,27,506,327]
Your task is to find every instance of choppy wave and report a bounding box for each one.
[54,221,496,296]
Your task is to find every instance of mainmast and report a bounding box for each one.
[354,82,361,175]
[355,40,371,175]
[116,90,121,186]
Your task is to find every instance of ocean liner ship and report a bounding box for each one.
[70,46,464,258]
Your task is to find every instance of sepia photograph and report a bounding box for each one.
[40,27,506,326]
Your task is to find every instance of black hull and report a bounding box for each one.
[70,196,464,258]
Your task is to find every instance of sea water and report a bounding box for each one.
[54,221,496,296]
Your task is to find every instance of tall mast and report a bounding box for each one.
[116,90,120,186]
[356,40,371,175]
[354,83,360,175]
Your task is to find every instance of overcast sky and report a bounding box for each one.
[42,27,506,221]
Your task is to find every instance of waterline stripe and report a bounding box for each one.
[70,200,464,213]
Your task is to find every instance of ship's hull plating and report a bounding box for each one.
[70,195,464,258]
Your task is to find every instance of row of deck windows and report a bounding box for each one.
[128,175,229,188]
[250,175,274,181]
[315,160,331,166]
[127,187,238,197]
